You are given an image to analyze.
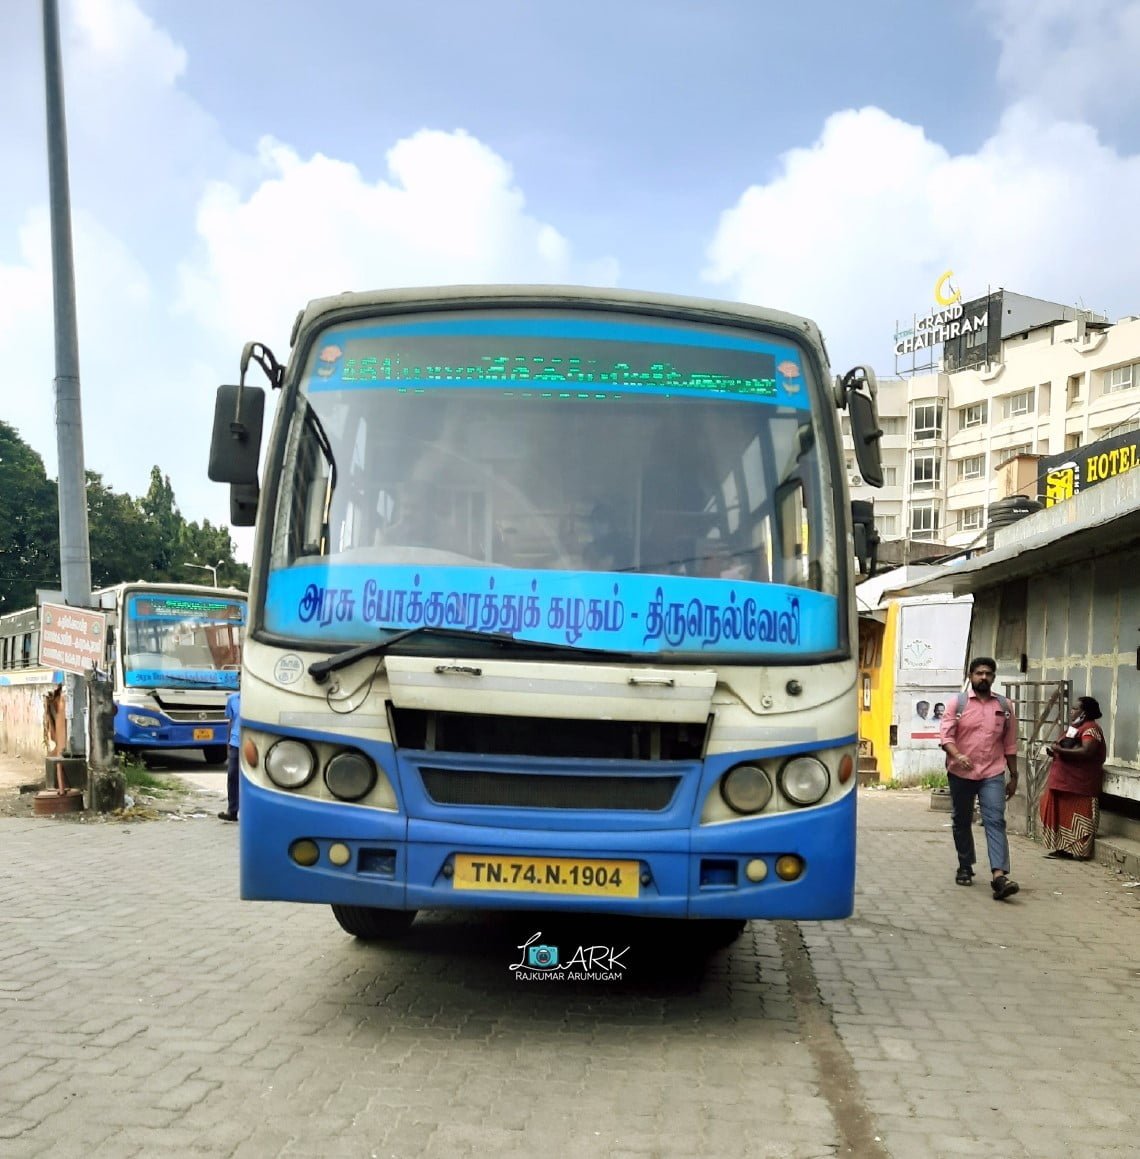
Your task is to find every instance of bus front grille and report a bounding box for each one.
[419,768,681,811]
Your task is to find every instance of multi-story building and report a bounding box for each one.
[848,289,1140,551]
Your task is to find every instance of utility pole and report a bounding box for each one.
[42,0,94,761]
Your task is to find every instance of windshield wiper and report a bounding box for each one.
[308,626,636,684]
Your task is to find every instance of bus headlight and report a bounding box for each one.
[778,756,830,806]
[325,750,377,802]
[265,740,317,789]
[720,764,773,814]
[126,713,160,727]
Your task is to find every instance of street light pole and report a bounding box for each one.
[185,561,220,586]
[42,0,92,758]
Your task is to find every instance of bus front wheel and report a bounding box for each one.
[203,745,227,765]
[331,905,417,940]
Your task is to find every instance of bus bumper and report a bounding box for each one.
[239,778,856,920]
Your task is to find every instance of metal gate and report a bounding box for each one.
[1002,680,1070,836]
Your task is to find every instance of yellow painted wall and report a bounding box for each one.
[858,603,898,781]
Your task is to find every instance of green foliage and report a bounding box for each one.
[121,759,183,795]
[882,772,949,790]
[0,422,61,610]
[0,422,247,612]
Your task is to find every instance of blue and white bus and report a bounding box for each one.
[208,286,883,940]
[0,582,246,764]
[105,583,246,763]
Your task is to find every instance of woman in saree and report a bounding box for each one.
[1040,696,1107,860]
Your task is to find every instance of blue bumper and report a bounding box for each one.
[114,705,227,751]
[239,776,856,920]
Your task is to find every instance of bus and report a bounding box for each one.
[0,582,246,764]
[207,285,883,940]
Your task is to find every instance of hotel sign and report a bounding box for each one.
[1039,429,1140,507]
[893,270,988,356]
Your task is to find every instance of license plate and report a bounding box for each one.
[192,728,214,741]
[453,854,639,898]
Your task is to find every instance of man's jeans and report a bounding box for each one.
[948,772,1011,875]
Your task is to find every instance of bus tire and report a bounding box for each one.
[203,745,227,765]
[331,905,417,940]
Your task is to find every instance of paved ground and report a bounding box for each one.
[2,757,1138,1158]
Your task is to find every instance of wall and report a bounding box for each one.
[969,550,1140,801]
[0,671,62,763]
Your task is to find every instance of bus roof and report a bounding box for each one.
[288,285,829,359]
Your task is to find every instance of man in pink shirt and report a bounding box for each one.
[939,657,1020,900]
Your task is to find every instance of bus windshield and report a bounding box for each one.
[123,592,246,688]
[264,309,842,658]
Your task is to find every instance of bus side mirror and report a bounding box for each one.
[230,482,260,527]
[852,500,879,577]
[840,366,884,488]
[209,384,265,485]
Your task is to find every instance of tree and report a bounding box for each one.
[140,467,182,578]
[0,423,60,612]
[181,518,250,590]
[87,471,160,588]
[0,424,250,610]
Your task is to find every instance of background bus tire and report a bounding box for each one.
[331,905,417,940]
[203,745,227,765]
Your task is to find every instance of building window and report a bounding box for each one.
[1001,442,1033,462]
[880,417,905,436]
[881,466,898,487]
[912,401,943,441]
[912,454,941,489]
[910,503,940,540]
[1066,374,1083,407]
[961,507,984,531]
[1003,389,1036,418]
[1065,432,1081,451]
[1105,365,1134,394]
[877,515,898,537]
[957,455,985,480]
[960,402,988,429]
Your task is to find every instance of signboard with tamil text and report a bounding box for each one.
[38,603,107,676]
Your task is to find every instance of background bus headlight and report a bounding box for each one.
[778,757,830,806]
[720,764,773,814]
[265,740,317,789]
[126,713,160,727]
[324,750,377,801]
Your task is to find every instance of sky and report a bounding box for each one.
[5,0,1140,562]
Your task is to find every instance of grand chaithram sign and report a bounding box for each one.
[1039,429,1140,506]
[894,303,989,357]
[893,270,988,357]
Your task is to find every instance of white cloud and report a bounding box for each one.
[1,2,617,567]
[703,102,1140,374]
[178,130,619,353]
[72,0,187,84]
[983,0,1140,126]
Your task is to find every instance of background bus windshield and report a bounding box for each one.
[265,311,841,657]
[124,594,245,688]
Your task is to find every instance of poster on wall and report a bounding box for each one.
[910,698,948,741]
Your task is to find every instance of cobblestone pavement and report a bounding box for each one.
[2,784,1138,1159]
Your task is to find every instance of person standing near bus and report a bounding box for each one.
[218,682,241,823]
[939,657,1020,900]
[1040,696,1106,860]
